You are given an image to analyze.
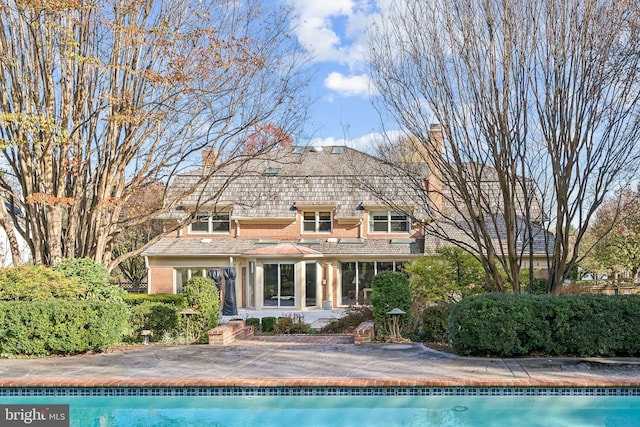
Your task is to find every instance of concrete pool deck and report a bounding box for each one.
[2,337,640,389]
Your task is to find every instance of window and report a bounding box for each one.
[211,212,230,232]
[369,211,409,233]
[302,211,332,233]
[340,260,408,305]
[189,211,230,233]
[175,268,207,293]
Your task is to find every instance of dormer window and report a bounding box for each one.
[302,211,332,233]
[369,211,409,233]
[190,211,231,233]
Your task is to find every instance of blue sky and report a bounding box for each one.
[282,0,395,152]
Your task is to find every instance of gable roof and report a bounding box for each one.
[245,242,322,256]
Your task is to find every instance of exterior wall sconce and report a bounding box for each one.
[290,202,297,211]
[356,202,365,211]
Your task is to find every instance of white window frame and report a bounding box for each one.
[369,211,410,233]
[189,210,231,234]
[301,211,332,233]
[175,268,207,294]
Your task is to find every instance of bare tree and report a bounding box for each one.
[581,187,640,281]
[0,0,309,269]
[369,0,640,294]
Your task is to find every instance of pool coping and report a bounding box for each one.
[2,377,640,388]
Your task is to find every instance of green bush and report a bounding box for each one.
[412,303,453,343]
[0,300,129,356]
[0,265,87,301]
[127,301,183,343]
[246,317,261,331]
[449,294,640,357]
[55,258,125,302]
[370,271,412,335]
[183,276,220,342]
[123,293,187,307]
[261,316,277,333]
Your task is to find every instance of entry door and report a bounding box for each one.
[263,263,295,308]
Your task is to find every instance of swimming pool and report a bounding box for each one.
[2,387,640,426]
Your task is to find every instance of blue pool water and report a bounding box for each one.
[2,388,640,426]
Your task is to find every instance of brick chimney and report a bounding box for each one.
[202,147,220,172]
[426,123,443,216]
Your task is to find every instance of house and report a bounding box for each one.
[143,128,554,311]
[142,144,431,311]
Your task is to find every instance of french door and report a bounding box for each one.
[263,263,295,307]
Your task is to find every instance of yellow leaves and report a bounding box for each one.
[0,113,57,132]
[26,193,76,206]
[0,113,69,146]
[62,50,101,65]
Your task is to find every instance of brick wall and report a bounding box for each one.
[149,268,174,294]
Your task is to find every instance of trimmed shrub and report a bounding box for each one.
[246,317,261,331]
[413,303,453,343]
[261,316,277,333]
[123,293,187,307]
[449,294,640,357]
[127,301,183,342]
[0,265,86,301]
[183,276,220,342]
[55,258,125,302]
[370,271,412,335]
[0,300,129,356]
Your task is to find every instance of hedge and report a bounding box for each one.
[449,294,640,357]
[0,300,129,356]
[0,265,87,301]
[123,293,187,307]
[262,316,277,332]
[127,301,184,342]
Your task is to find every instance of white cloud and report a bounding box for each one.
[287,0,376,66]
[324,72,373,98]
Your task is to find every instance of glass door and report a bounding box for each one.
[263,263,295,308]
[305,262,317,307]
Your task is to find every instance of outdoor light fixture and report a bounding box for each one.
[387,308,406,341]
[356,202,365,211]
[290,202,297,211]
[180,308,198,345]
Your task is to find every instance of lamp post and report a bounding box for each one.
[180,308,198,345]
[387,308,406,341]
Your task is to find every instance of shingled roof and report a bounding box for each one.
[161,145,431,220]
[143,237,425,257]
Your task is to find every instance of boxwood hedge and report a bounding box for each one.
[449,294,640,357]
[0,300,129,357]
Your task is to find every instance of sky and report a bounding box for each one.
[281,0,396,153]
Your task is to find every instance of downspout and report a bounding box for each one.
[143,255,150,295]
